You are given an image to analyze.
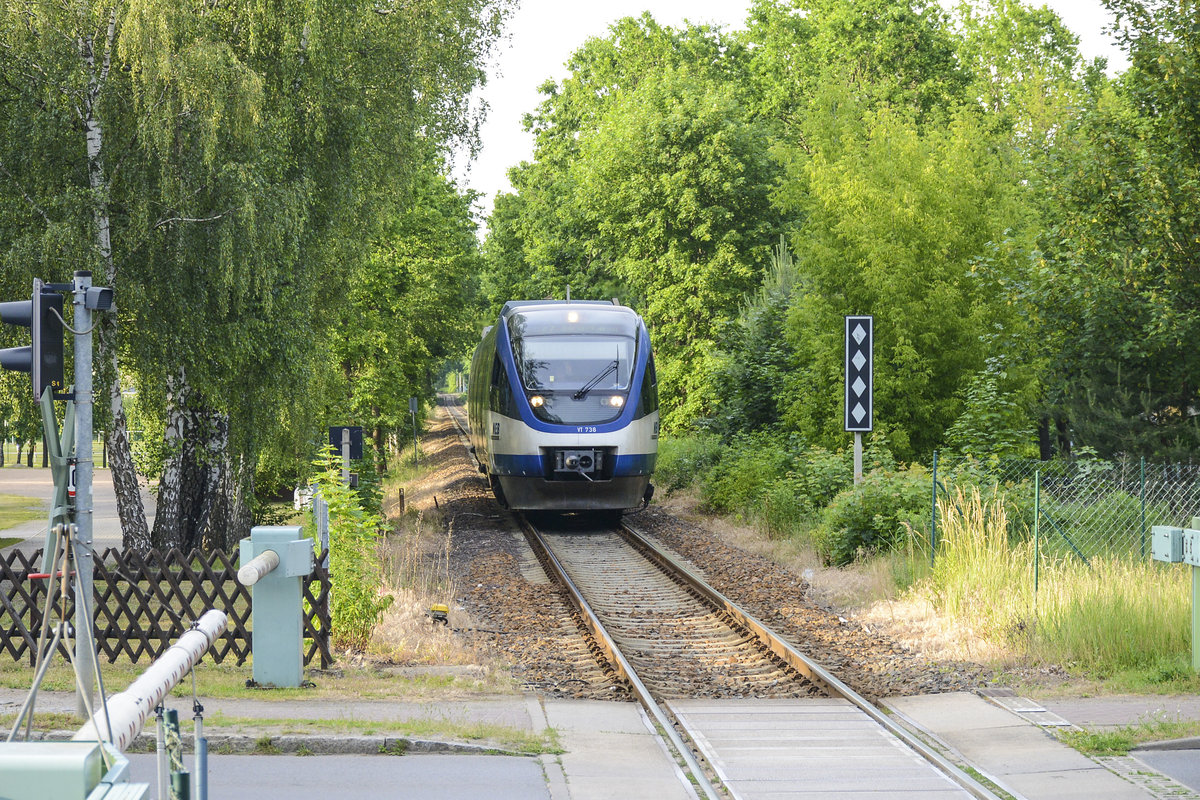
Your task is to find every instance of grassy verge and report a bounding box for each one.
[0,493,43,531]
[1059,718,1200,756]
[0,709,559,755]
[900,487,1198,690]
[0,659,512,701]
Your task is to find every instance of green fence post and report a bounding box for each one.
[1140,456,1147,559]
[1034,469,1041,601]
[930,450,938,567]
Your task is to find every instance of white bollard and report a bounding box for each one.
[72,609,228,751]
[237,549,280,587]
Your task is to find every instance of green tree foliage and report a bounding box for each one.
[744,0,970,126]
[0,0,512,549]
[484,15,782,429]
[711,237,798,434]
[1033,0,1200,458]
[480,0,1200,467]
[330,166,485,467]
[571,64,782,428]
[954,0,1087,136]
[776,101,1034,460]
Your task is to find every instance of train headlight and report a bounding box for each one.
[606,395,625,408]
[529,395,545,408]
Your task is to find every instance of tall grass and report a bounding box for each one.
[913,486,1191,676]
[924,487,1036,642]
[371,510,482,665]
[1034,558,1190,672]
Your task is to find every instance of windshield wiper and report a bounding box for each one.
[573,360,618,400]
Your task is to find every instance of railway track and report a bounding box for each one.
[520,517,1002,800]
[528,519,818,700]
[440,396,1001,799]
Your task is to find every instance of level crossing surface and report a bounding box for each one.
[670,698,972,798]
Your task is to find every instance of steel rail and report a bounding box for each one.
[519,517,722,800]
[619,521,1003,800]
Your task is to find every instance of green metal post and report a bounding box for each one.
[1034,470,1040,600]
[930,451,938,567]
[1193,566,1200,674]
[1139,456,1146,559]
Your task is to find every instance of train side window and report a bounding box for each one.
[638,353,658,416]
[490,358,515,416]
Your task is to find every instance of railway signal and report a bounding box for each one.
[0,278,65,400]
[1,272,115,717]
[844,315,873,484]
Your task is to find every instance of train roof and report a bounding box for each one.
[500,299,622,318]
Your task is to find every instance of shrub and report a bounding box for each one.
[787,446,854,511]
[701,432,796,513]
[815,465,931,566]
[655,434,724,492]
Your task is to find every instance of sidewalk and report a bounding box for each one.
[0,688,699,800]
[888,692,1200,799]
[5,686,1200,799]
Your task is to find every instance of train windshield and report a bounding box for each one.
[508,308,639,393]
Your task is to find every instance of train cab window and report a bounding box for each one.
[507,307,639,393]
[504,306,643,425]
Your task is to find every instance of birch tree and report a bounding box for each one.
[0,2,150,546]
[1,0,511,551]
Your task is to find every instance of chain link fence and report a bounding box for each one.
[932,452,1200,563]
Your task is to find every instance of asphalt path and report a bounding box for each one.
[0,466,155,553]
[1134,749,1200,792]
[124,753,551,800]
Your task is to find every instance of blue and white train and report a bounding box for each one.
[467,300,658,513]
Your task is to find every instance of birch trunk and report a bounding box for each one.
[105,338,150,552]
[81,11,151,552]
[207,451,253,552]
[152,396,252,552]
[150,371,188,550]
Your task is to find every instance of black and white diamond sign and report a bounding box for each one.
[844,315,873,432]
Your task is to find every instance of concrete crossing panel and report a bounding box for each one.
[669,698,971,799]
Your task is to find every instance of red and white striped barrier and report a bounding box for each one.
[72,609,228,751]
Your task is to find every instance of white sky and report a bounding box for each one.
[455,1,1129,222]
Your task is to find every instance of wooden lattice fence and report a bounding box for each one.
[0,546,331,668]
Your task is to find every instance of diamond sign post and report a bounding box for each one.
[844,315,873,484]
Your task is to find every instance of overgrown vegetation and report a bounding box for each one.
[658,431,928,567]
[1059,718,1200,756]
[310,448,392,651]
[659,437,1197,682]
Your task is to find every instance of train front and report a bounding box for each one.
[492,303,658,512]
